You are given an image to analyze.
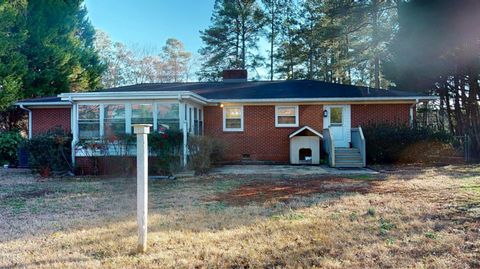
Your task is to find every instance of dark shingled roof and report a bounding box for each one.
[17,96,67,103]
[17,80,432,106]
[96,80,429,100]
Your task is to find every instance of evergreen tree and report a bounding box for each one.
[261,0,288,80]
[385,0,480,155]
[0,0,27,110]
[275,0,302,79]
[21,0,104,97]
[198,0,265,81]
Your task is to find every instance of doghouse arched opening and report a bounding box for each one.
[299,148,312,162]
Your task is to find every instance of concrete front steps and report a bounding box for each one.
[335,147,364,168]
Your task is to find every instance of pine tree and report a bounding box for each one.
[385,0,480,155]
[198,0,265,81]
[261,0,289,80]
[275,0,302,79]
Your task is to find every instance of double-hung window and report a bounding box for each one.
[104,104,125,137]
[223,106,243,131]
[275,106,298,127]
[157,103,179,132]
[78,105,100,139]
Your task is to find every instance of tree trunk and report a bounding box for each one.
[372,0,380,89]
[270,1,275,81]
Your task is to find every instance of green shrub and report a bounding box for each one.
[22,129,72,176]
[187,136,225,175]
[0,130,24,165]
[148,129,183,175]
[363,123,453,164]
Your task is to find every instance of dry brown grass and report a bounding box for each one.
[0,165,479,268]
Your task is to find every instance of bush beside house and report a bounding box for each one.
[188,136,225,175]
[0,130,24,166]
[363,123,455,164]
[22,129,72,176]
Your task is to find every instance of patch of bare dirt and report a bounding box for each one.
[206,177,374,205]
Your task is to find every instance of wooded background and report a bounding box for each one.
[0,0,479,156]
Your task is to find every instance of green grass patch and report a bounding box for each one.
[379,218,396,236]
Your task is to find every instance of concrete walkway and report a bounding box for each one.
[210,165,378,176]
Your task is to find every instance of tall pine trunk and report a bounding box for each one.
[372,0,380,89]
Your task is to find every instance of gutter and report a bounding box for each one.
[18,104,32,139]
[212,96,438,104]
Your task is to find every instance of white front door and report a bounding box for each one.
[323,105,351,147]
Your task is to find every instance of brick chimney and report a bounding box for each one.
[222,69,247,82]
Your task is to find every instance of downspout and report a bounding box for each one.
[67,96,76,170]
[410,98,420,128]
[19,105,32,139]
[178,94,188,167]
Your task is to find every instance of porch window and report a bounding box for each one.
[157,103,179,132]
[275,106,298,127]
[78,105,100,139]
[223,106,243,131]
[104,104,125,137]
[199,109,204,135]
[194,108,199,135]
[132,104,153,132]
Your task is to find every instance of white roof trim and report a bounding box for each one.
[214,96,438,103]
[15,102,71,106]
[58,91,209,104]
[17,90,437,107]
[289,126,323,139]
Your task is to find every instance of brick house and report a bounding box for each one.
[16,70,435,170]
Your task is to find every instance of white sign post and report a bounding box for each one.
[133,124,151,253]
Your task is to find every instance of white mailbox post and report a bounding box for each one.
[133,124,151,253]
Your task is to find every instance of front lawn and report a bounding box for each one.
[1,165,479,268]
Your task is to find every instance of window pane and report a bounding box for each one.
[278,116,296,124]
[330,107,343,124]
[226,118,241,128]
[132,104,153,131]
[79,105,99,120]
[157,103,179,131]
[194,108,198,135]
[104,104,125,137]
[276,106,297,126]
[78,105,100,139]
[277,107,296,117]
[225,107,241,119]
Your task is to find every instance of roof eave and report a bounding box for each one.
[211,96,438,103]
[59,91,209,105]
[15,102,71,106]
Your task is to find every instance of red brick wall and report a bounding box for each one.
[31,107,71,136]
[204,105,324,163]
[351,104,411,127]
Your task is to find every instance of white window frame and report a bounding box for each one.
[103,103,126,137]
[77,103,102,139]
[275,105,299,127]
[223,106,244,132]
